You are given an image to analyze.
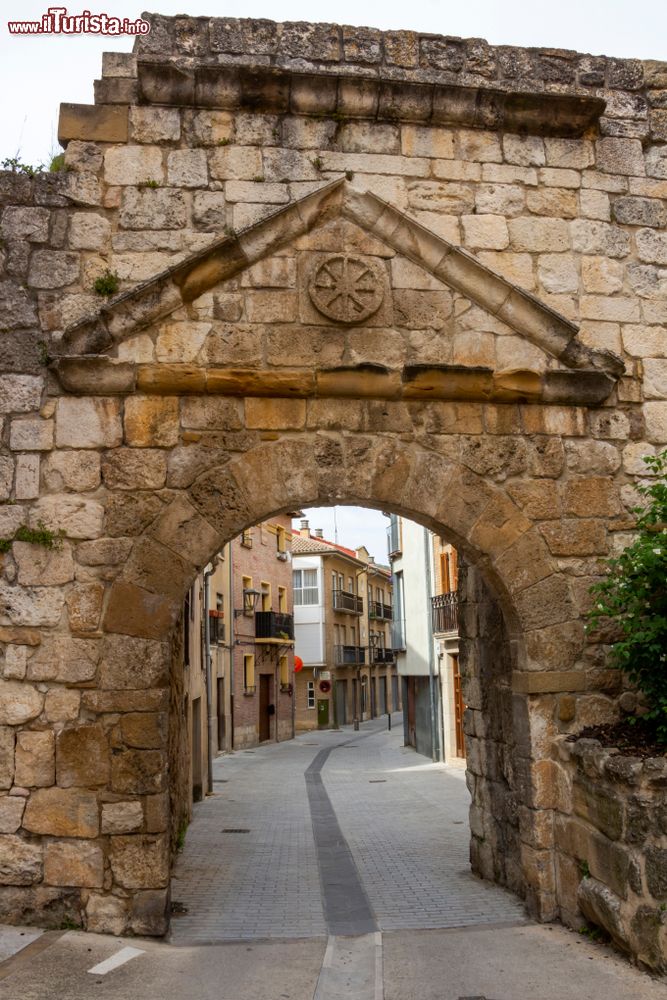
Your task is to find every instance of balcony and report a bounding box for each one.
[371,647,395,665]
[334,645,366,666]
[254,611,294,643]
[431,591,459,634]
[333,589,363,615]
[387,518,401,557]
[369,600,392,621]
[391,619,406,651]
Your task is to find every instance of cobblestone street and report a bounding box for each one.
[170,717,526,944]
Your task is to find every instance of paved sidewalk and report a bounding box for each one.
[170,718,524,944]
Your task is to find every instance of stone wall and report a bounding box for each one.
[1,13,667,941]
[553,736,667,973]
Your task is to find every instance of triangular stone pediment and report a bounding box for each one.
[56,179,623,406]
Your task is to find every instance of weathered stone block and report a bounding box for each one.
[104,146,164,186]
[2,645,27,681]
[29,495,104,539]
[23,787,98,837]
[119,188,187,230]
[43,451,101,492]
[68,213,111,251]
[167,149,208,188]
[56,725,110,788]
[99,635,169,690]
[124,396,179,447]
[0,681,44,725]
[15,731,55,788]
[129,107,181,143]
[9,419,53,452]
[65,583,104,634]
[0,375,43,415]
[108,835,169,889]
[578,878,628,950]
[55,398,122,449]
[44,840,104,888]
[101,449,167,490]
[27,251,79,289]
[44,689,80,723]
[27,635,99,684]
[0,796,25,834]
[0,836,43,886]
[595,137,645,176]
[101,801,143,834]
[646,847,667,900]
[120,713,167,750]
[13,541,74,587]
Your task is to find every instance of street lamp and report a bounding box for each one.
[234,587,260,617]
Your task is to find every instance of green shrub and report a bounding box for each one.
[93,269,120,296]
[587,449,667,743]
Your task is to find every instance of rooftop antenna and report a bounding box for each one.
[333,506,339,545]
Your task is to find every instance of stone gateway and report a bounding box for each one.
[0,15,666,969]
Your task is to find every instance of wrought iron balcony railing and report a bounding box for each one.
[369,600,393,621]
[333,589,363,615]
[254,611,294,642]
[371,647,395,665]
[431,591,459,634]
[334,645,367,666]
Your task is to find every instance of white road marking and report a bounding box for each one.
[374,932,383,1000]
[322,936,335,968]
[87,945,145,975]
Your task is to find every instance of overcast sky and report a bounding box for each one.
[293,507,391,563]
[2,1,667,165]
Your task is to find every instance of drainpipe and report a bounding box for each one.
[229,548,235,750]
[423,527,440,762]
[203,560,218,795]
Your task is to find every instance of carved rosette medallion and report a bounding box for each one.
[308,254,384,324]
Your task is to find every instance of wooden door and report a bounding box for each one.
[259,674,271,742]
[452,655,465,758]
[192,697,202,802]
[217,677,225,750]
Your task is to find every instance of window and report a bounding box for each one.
[376,586,382,602]
[307,681,315,709]
[243,655,255,692]
[280,655,289,687]
[350,625,356,646]
[332,571,337,593]
[293,568,318,605]
[183,586,193,666]
[240,528,252,548]
[261,581,271,612]
[276,525,286,553]
[348,576,354,594]
[278,586,287,612]
[338,573,344,592]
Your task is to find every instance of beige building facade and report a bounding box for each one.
[1,15,666,966]
[292,523,397,730]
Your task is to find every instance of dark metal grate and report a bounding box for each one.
[221,828,251,833]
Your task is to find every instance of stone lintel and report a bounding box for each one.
[513,671,588,694]
[134,62,604,137]
[58,103,129,145]
[53,360,616,406]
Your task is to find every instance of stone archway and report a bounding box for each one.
[4,13,659,945]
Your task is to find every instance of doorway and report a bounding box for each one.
[259,675,272,742]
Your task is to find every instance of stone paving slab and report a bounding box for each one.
[323,730,527,931]
[170,718,524,944]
